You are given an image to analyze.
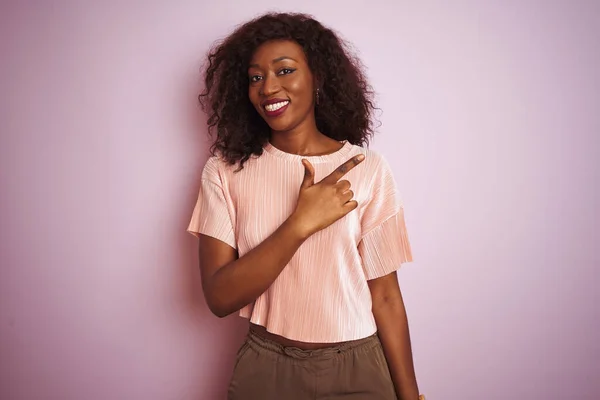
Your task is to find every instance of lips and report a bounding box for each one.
[262,99,290,118]
[261,97,288,107]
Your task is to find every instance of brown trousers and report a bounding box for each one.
[227,329,397,399]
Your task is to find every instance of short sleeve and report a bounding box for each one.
[358,155,413,280]
[187,157,237,249]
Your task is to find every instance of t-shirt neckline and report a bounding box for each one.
[263,140,353,163]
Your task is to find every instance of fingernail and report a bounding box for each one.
[357,154,365,161]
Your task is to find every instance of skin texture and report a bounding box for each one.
[247,39,346,158]
[248,40,317,139]
[198,38,420,399]
[369,272,421,400]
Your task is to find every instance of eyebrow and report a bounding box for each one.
[249,56,298,68]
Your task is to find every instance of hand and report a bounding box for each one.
[290,154,365,239]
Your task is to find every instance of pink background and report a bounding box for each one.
[1,1,598,399]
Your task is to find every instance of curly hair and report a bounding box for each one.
[199,12,377,170]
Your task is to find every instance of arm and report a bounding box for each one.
[368,272,420,400]
[198,215,306,317]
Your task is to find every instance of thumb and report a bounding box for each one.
[300,159,315,188]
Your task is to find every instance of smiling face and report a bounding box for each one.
[248,40,317,133]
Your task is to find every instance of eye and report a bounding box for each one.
[277,68,295,76]
[249,75,263,83]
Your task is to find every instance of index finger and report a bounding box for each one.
[321,154,365,184]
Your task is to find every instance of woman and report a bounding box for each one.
[188,12,424,400]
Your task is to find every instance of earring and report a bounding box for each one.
[316,88,320,105]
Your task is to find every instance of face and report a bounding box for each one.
[248,40,316,133]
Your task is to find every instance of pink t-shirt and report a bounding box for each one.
[188,140,413,342]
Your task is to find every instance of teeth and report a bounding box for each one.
[265,101,289,112]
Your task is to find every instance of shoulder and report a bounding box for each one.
[348,144,392,175]
[202,153,265,183]
[202,155,226,173]
[201,155,237,183]
[348,144,399,201]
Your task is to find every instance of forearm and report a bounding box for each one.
[373,297,419,400]
[205,215,308,317]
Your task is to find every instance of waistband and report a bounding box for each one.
[246,329,380,360]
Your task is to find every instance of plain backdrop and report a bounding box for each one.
[1,1,598,399]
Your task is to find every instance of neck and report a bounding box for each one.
[270,116,335,156]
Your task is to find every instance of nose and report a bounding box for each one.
[260,73,281,97]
